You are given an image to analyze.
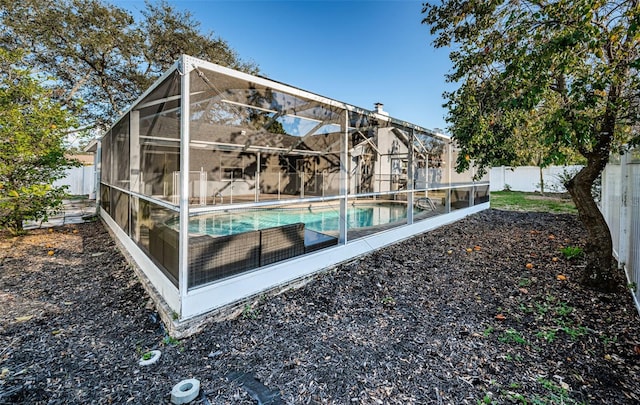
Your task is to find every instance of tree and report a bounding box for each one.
[0,0,143,132]
[422,0,640,292]
[140,0,258,81]
[0,49,80,235]
[504,100,586,194]
[0,0,257,134]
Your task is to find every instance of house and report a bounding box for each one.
[97,55,489,335]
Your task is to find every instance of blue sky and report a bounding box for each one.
[114,0,455,132]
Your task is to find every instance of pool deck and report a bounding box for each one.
[23,198,97,230]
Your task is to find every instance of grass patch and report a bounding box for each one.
[491,191,577,214]
[534,378,586,404]
[241,303,260,320]
[560,246,583,259]
[498,328,528,345]
[65,194,90,200]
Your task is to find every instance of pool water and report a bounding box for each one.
[185,204,414,236]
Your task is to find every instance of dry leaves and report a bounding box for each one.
[1,211,639,404]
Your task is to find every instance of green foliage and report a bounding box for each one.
[560,246,584,260]
[498,328,527,345]
[502,377,585,405]
[140,0,258,78]
[423,0,639,291]
[1,0,140,132]
[162,335,180,346]
[517,278,531,288]
[503,353,523,363]
[599,333,618,347]
[381,296,396,308]
[0,0,258,132]
[477,393,493,404]
[423,1,639,176]
[554,302,574,317]
[554,167,581,191]
[535,329,557,343]
[241,304,260,320]
[535,302,550,317]
[0,49,79,235]
[561,325,588,341]
[534,378,586,405]
[505,391,527,405]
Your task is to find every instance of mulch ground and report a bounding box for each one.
[1,209,639,404]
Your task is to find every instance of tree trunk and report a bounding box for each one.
[566,157,616,292]
[9,216,25,236]
[538,166,544,195]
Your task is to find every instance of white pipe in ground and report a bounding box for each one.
[170,378,200,404]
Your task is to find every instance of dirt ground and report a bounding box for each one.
[1,209,639,404]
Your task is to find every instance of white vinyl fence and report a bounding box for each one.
[600,150,640,313]
[54,165,95,196]
[490,165,584,192]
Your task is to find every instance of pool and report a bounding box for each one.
[182,203,415,237]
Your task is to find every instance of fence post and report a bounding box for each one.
[618,152,630,269]
[96,142,102,209]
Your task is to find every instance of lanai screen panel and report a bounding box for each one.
[112,116,131,234]
[414,130,448,190]
[100,129,112,215]
[123,72,182,286]
[101,130,112,186]
[346,114,416,238]
[100,115,130,190]
[138,199,180,287]
[112,115,130,190]
[412,129,449,218]
[387,123,413,198]
[187,67,343,205]
[347,110,378,195]
[100,114,130,233]
[134,72,181,204]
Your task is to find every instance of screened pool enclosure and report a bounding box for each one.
[98,55,489,321]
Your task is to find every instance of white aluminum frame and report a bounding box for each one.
[182,202,488,318]
[98,54,491,322]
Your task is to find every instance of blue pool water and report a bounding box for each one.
[184,204,413,236]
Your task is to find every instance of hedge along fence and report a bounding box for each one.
[490,165,584,193]
[600,150,640,315]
